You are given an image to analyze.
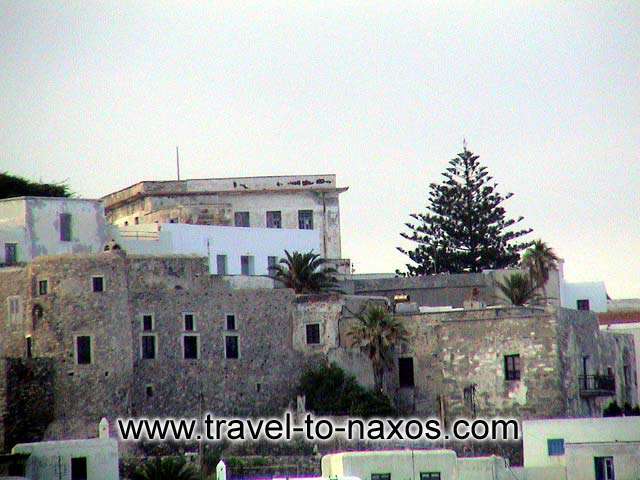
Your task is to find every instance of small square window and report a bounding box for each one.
[38,279,48,295]
[141,335,156,360]
[234,211,250,227]
[226,314,236,331]
[76,336,92,365]
[577,299,590,311]
[184,313,195,331]
[306,324,320,345]
[298,210,313,230]
[505,354,521,381]
[225,335,239,359]
[266,211,282,228]
[142,315,154,331]
[183,335,199,360]
[92,276,104,292]
[547,438,565,456]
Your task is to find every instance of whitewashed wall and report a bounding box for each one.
[561,281,608,312]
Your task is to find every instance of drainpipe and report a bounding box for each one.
[321,192,327,258]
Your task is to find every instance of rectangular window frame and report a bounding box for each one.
[240,255,255,275]
[91,275,105,293]
[504,354,521,381]
[234,211,250,227]
[371,474,391,480]
[4,243,18,266]
[70,457,87,480]
[547,438,565,456]
[216,255,228,275]
[298,210,314,230]
[399,357,415,388]
[60,213,72,242]
[266,210,282,228]
[226,314,237,331]
[182,333,200,360]
[140,333,157,360]
[74,335,93,365]
[38,279,48,295]
[577,299,590,311]
[7,296,22,324]
[141,313,155,332]
[420,474,441,480]
[224,334,240,360]
[305,323,321,345]
[183,312,196,332]
[25,335,33,358]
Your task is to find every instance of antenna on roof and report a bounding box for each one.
[176,146,181,181]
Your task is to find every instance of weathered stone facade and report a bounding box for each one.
[0,253,635,455]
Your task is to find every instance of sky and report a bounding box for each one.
[1,2,638,298]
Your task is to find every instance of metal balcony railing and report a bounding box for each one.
[579,374,616,397]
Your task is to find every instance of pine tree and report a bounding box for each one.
[397,145,532,275]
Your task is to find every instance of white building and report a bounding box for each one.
[522,417,640,480]
[112,222,321,275]
[0,197,109,266]
[9,438,118,480]
[101,174,348,261]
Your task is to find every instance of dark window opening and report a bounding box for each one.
[225,335,239,359]
[399,357,415,388]
[306,324,321,344]
[216,255,227,275]
[146,385,154,397]
[594,456,615,480]
[184,314,194,331]
[505,354,521,381]
[234,211,250,227]
[547,438,565,456]
[371,474,391,480]
[38,279,48,295]
[60,213,72,242]
[141,335,156,360]
[142,315,153,331]
[267,256,278,275]
[577,299,590,311]
[420,474,441,480]
[298,210,313,230]
[26,336,33,358]
[71,457,87,480]
[76,336,91,365]
[4,243,17,266]
[92,276,104,292]
[226,314,236,331]
[240,255,254,275]
[266,211,282,228]
[183,335,199,359]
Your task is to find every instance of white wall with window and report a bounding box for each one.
[114,222,321,276]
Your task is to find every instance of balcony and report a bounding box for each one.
[579,374,616,397]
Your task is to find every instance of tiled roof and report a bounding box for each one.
[599,311,640,325]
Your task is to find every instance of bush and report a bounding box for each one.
[603,400,640,417]
[298,363,395,417]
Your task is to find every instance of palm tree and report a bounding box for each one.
[270,250,340,294]
[347,304,408,392]
[521,239,559,296]
[133,457,198,480]
[497,272,538,306]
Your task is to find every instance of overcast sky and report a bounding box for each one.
[1,2,638,298]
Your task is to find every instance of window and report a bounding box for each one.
[266,211,282,228]
[241,255,255,275]
[505,354,521,381]
[594,456,615,480]
[183,335,199,360]
[420,474,441,480]
[134,216,139,225]
[226,314,236,331]
[146,385,154,398]
[4,243,17,265]
[577,299,590,311]
[306,324,321,344]
[225,335,239,359]
[60,213,72,242]
[76,336,92,365]
[7,296,22,324]
[25,336,33,358]
[547,438,565,456]
[267,256,278,275]
[216,255,228,275]
[298,210,313,230]
[371,474,391,480]
[38,279,48,295]
[142,314,154,331]
[399,357,415,388]
[92,276,104,292]
[141,335,156,360]
[234,211,250,227]
[71,457,87,480]
[184,313,195,331]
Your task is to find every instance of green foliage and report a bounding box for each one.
[603,400,623,417]
[398,146,531,275]
[347,305,408,392]
[497,272,538,306]
[270,250,340,294]
[0,172,72,199]
[298,363,396,417]
[132,456,198,480]
[521,239,559,291]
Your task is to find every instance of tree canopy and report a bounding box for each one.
[0,172,72,199]
[398,146,531,275]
